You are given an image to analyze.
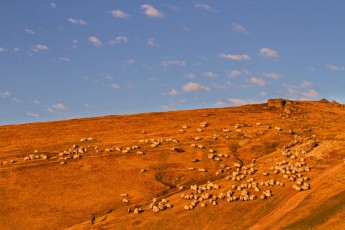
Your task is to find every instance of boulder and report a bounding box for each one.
[267,98,286,109]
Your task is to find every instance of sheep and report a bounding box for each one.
[140,169,146,173]
[200,203,206,207]
[73,155,80,159]
[222,128,230,133]
[152,206,160,213]
[178,129,185,133]
[195,137,202,141]
[197,128,203,132]
[133,208,142,214]
[184,205,190,210]
[123,199,130,203]
[191,158,200,162]
[60,161,66,165]
[182,125,188,129]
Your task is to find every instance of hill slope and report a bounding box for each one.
[1,99,345,229]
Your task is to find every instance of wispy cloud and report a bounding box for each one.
[123,59,135,65]
[25,28,35,35]
[283,81,320,99]
[12,97,23,104]
[67,18,86,25]
[300,80,313,88]
[109,36,128,45]
[262,72,281,80]
[48,103,67,113]
[147,37,158,46]
[259,48,279,58]
[13,47,20,52]
[0,91,10,97]
[59,57,70,62]
[27,112,39,117]
[110,83,120,89]
[50,2,57,8]
[161,60,186,67]
[220,53,251,61]
[141,4,164,18]
[169,89,179,95]
[182,82,210,92]
[232,23,247,34]
[88,36,102,47]
[72,39,79,48]
[0,47,5,52]
[184,73,196,79]
[302,89,319,98]
[110,9,130,18]
[227,70,242,78]
[326,64,345,71]
[227,98,258,106]
[32,44,49,52]
[248,77,266,86]
[195,3,216,12]
[203,71,217,78]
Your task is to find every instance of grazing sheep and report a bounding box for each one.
[123,199,130,203]
[152,206,160,213]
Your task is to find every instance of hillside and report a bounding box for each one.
[1,99,345,230]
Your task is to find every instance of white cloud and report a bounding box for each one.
[59,57,70,62]
[232,23,247,34]
[214,101,226,107]
[227,98,254,106]
[184,73,196,79]
[88,36,102,47]
[0,91,10,97]
[13,47,20,52]
[262,72,281,80]
[302,89,319,98]
[48,103,67,112]
[27,112,39,117]
[147,37,157,46]
[123,59,135,65]
[285,83,320,99]
[109,36,128,45]
[182,82,210,92]
[219,53,251,61]
[0,47,5,52]
[195,3,215,12]
[67,18,86,25]
[72,39,79,48]
[227,70,242,78]
[326,64,345,71]
[169,89,178,95]
[32,44,49,52]
[50,3,57,8]
[300,80,313,88]
[110,9,130,18]
[260,92,267,97]
[52,103,66,110]
[203,71,217,78]
[161,60,186,67]
[141,4,164,18]
[110,83,120,89]
[12,97,23,104]
[248,77,266,86]
[259,48,279,58]
[25,28,35,35]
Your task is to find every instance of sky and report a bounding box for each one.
[1,1,345,125]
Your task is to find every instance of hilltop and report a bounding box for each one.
[0,99,345,230]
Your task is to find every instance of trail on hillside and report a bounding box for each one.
[249,163,345,230]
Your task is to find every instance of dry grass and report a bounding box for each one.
[0,100,345,229]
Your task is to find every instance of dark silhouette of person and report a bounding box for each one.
[91,213,96,225]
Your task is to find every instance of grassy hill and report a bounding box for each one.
[1,99,345,229]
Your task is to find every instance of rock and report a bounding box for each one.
[284,108,292,114]
[238,139,249,147]
[267,98,286,109]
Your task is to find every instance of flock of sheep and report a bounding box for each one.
[0,106,319,219]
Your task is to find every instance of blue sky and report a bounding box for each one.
[1,1,345,125]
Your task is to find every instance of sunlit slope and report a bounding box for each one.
[0,99,345,230]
